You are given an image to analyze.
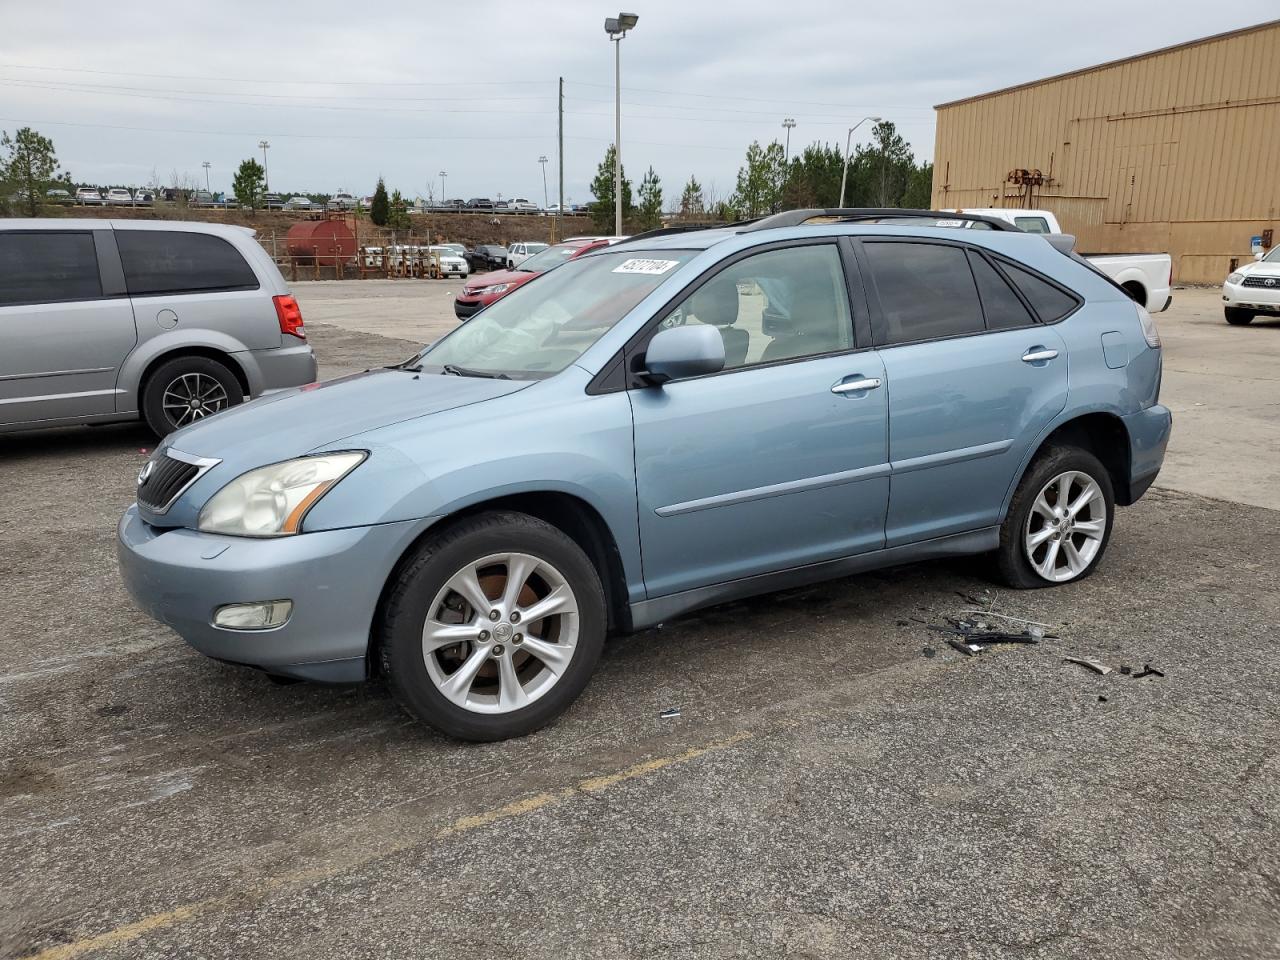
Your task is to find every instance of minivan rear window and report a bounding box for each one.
[0,232,101,306]
[116,230,258,296]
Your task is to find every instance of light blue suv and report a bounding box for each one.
[118,209,1171,741]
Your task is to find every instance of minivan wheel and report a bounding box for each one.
[379,510,606,741]
[1225,307,1254,326]
[996,445,1115,589]
[142,356,243,436]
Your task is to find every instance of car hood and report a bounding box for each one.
[1240,260,1280,278]
[464,267,536,292]
[160,368,530,466]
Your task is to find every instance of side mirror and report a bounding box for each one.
[643,325,725,384]
[1255,251,1266,261]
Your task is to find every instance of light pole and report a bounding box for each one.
[202,161,211,193]
[258,140,271,191]
[837,117,881,209]
[439,170,447,205]
[604,13,638,236]
[538,155,549,210]
[782,118,796,164]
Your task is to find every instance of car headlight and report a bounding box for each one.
[1227,272,1245,284]
[477,283,512,295]
[197,452,366,537]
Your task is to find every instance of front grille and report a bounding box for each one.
[1242,276,1280,289]
[137,451,216,512]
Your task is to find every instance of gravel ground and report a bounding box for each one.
[2,316,1278,960]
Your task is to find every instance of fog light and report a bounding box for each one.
[214,600,293,630]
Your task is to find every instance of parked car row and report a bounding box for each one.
[454,236,626,320]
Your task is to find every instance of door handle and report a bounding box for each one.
[831,377,882,395]
[1021,348,1059,363]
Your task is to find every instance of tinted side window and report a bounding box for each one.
[656,244,853,371]
[864,242,983,346]
[999,260,1079,322]
[969,251,1036,330]
[0,233,101,306]
[116,231,258,296]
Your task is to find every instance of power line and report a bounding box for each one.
[565,79,934,113]
[0,62,543,87]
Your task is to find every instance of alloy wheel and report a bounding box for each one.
[421,552,580,714]
[162,373,230,428]
[1023,470,1107,582]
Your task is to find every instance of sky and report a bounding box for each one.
[1,2,1271,206]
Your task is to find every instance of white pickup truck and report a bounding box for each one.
[946,208,1173,313]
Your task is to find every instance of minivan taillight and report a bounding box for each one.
[273,295,305,339]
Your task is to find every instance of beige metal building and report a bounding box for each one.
[931,19,1280,283]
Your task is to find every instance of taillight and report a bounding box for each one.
[273,295,305,339]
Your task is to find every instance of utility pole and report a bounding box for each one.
[558,76,564,241]
[258,140,270,191]
[782,118,796,164]
[538,155,549,210]
[439,170,447,205]
[202,161,211,192]
[837,117,880,209]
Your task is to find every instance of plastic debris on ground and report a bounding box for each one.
[1064,656,1113,676]
[658,708,681,720]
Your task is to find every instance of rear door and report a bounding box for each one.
[0,229,137,426]
[856,238,1069,546]
[114,229,278,374]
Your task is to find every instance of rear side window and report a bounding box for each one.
[864,241,983,345]
[999,260,1079,322]
[0,232,101,306]
[968,252,1036,330]
[1014,216,1051,234]
[116,230,258,296]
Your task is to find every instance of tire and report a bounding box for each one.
[995,444,1116,589]
[379,510,607,742]
[1225,307,1255,326]
[141,355,243,437]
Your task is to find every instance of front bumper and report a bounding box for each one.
[117,506,432,682]
[1223,280,1280,314]
[453,297,485,320]
[1121,404,1172,504]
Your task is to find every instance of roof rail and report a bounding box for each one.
[616,222,731,244]
[737,208,1020,232]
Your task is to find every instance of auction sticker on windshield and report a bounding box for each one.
[613,258,681,275]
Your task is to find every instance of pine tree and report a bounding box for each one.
[637,166,662,230]
[679,176,705,219]
[370,177,390,226]
[231,159,265,214]
[588,144,632,232]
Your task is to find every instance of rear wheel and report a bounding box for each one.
[141,355,243,437]
[996,445,1115,589]
[1225,307,1255,326]
[379,511,606,741]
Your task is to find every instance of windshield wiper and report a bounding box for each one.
[385,357,424,372]
[442,363,510,380]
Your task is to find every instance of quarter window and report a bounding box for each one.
[1000,260,1079,322]
[656,244,853,370]
[864,241,983,346]
[1014,216,1051,234]
[969,252,1036,330]
[0,232,101,306]
[116,230,258,296]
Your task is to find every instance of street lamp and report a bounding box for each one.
[604,12,638,236]
[782,118,796,164]
[538,155,549,210]
[837,117,881,209]
[201,161,211,193]
[439,170,447,205]
[258,140,271,191]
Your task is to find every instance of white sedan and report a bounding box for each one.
[1223,246,1280,326]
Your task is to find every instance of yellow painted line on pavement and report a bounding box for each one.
[27,729,753,960]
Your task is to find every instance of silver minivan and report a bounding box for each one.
[0,219,317,436]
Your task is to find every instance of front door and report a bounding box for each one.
[0,230,137,426]
[629,242,890,598]
[857,239,1069,546]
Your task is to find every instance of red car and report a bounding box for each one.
[453,237,621,320]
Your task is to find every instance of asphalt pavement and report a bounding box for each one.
[2,290,1279,959]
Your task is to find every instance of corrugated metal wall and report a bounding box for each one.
[932,20,1280,283]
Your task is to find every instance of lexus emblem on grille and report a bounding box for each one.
[137,460,155,486]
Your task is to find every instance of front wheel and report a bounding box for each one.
[379,511,607,741]
[996,445,1115,589]
[1225,307,1254,326]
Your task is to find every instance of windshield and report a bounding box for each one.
[420,249,693,379]
[519,243,588,273]
[1263,247,1280,264]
